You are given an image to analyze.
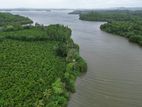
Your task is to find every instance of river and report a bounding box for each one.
[10,10,142,107]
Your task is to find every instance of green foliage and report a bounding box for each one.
[0,37,4,42]
[0,13,87,107]
[129,35,142,43]
[46,24,71,42]
[2,24,25,32]
[0,24,72,42]
[64,55,87,92]
[80,10,142,22]
[76,57,88,73]
[54,43,68,57]
[52,78,64,94]
[46,95,68,107]
[0,24,87,106]
[0,39,67,106]
[0,12,33,26]
[0,24,70,106]
[3,25,14,31]
[66,49,79,62]
[0,27,47,41]
[64,63,77,92]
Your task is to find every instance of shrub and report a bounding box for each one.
[54,43,68,57]
[129,35,142,43]
[52,78,64,94]
[3,25,14,31]
[64,63,77,92]
[66,49,79,62]
[76,57,87,73]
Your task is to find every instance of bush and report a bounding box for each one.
[47,95,68,107]
[54,43,68,57]
[46,24,71,41]
[3,25,14,31]
[52,78,64,94]
[76,57,87,73]
[64,63,77,92]
[2,24,24,32]
[66,49,79,62]
[129,35,142,43]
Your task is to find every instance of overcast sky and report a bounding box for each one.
[0,0,142,9]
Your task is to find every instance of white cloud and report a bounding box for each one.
[0,0,142,9]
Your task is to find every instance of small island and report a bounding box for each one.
[0,12,87,107]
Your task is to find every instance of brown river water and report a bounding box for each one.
[10,10,142,107]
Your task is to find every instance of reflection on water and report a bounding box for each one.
[11,10,142,107]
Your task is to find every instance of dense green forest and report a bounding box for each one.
[0,13,87,107]
[79,10,142,22]
[79,10,142,46]
[0,12,33,26]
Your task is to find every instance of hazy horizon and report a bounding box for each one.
[0,6,142,9]
[0,0,142,9]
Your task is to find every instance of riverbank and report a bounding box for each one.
[100,22,142,46]
[78,10,142,46]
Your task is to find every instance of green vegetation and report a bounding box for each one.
[0,12,33,26]
[100,21,142,46]
[79,10,142,22]
[79,10,142,46]
[0,13,87,107]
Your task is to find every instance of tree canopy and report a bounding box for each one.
[0,12,33,26]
